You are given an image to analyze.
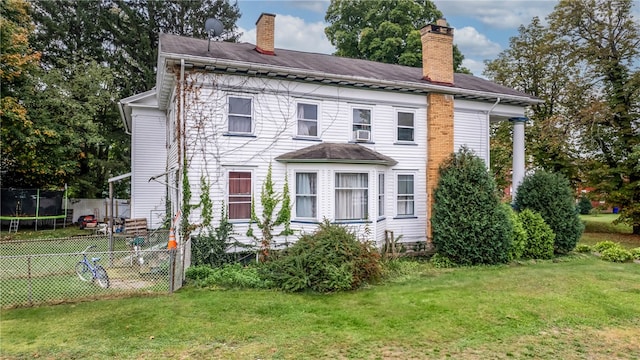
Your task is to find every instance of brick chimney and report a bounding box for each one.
[255,13,276,55]
[423,19,455,242]
[420,18,454,85]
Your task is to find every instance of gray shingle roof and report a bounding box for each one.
[159,33,538,105]
[275,143,398,166]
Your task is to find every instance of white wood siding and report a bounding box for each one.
[131,111,167,229]
[454,110,488,165]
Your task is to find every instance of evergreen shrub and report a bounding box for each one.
[260,220,382,292]
[514,171,584,253]
[504,203,527,261]
[518,209,555,259]
[577,196,593,215]
[431,147,512,265]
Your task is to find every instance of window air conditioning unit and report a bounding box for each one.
[355,129,371,142]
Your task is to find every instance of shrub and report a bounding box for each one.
[631,248,640,260]
[514,171,584,253]
[600,247,633,263]
[574,244,592,253]
[577,196,593,215]
[430,253,456,268]
[431,147,512,265]
[186,264,270,289]
[191,205,237,267]
[260,220,382,292]
[185,265,215,281]
[518,209,555,260]
[504,203,527,261]
[592,241,619,253]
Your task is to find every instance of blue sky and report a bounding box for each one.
[234,0,560,76]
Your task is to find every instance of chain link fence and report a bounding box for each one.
[0,231,186,308]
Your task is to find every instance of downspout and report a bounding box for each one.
[486,97,501,170]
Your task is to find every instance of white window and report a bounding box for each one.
[378,173,385,217]
[297,103,318,137]
[228,171,252,219]
[352,108,371,140]
[397,111,414,142]
[228,96,252,133]
[335,173,368,220]
[295,172,317,218]
[397,174,414,216]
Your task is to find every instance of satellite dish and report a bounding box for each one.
[205,18,224,52]
[205,18,224,38]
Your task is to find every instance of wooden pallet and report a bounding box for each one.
[124,218,148,237]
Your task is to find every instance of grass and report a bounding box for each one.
[0,225,91,242]
[1,256,640,359]
[580,214,633,234]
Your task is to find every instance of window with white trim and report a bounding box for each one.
[378,173,385,217]
[228,96,252,133]
[352,108,371,140]
[397,111,414,142]
[297,103,318,137]
[397,174,414,216]
[228,171,252,219]
[335,173,368,220]
[295,172,317,218]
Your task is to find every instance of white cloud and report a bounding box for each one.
[434,0,555,29]
[454,26,502,57]
[239,14,335,54]
[461,58,487,77]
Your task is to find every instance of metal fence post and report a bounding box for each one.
[168,248,176,293]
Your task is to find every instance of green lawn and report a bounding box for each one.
[2,256,639,359]
[580,214,633,234]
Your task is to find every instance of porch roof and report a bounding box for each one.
[275,143,398,166]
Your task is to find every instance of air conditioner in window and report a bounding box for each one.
[355,129,371,142]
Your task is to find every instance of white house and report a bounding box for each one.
[119,14,538,250]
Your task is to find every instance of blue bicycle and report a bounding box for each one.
[75,245,110,288]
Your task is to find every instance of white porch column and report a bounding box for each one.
[510,117,527,200]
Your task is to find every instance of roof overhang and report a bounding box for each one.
[156,51,543,111]
[118,89,158,134]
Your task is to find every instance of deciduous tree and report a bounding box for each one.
[325,0,470,73]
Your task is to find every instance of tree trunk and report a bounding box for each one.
[634,225,640,236]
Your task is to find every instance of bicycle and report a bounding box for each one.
[75,245,110,288]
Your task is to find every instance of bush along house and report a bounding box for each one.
[118,14,539,257]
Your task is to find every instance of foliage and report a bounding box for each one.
[518,209,555,260]
[600,247,633,263]
[324,0,470,73]
[191,203,236,268]
[431,147,512,265]
[0,0,40,188]
[260,220,382,293]
[486,0,640,235]
[577,196,593,215]
[514,171,584,253]
[484,17,582,185]
[504,204,527,261]
[574,244,592,253]
[592,241,619,253]
[429,253,455,268]
[180,163,193,241]
[185,263,270,289]
[631,248,640,260]
[247,163,292,261]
